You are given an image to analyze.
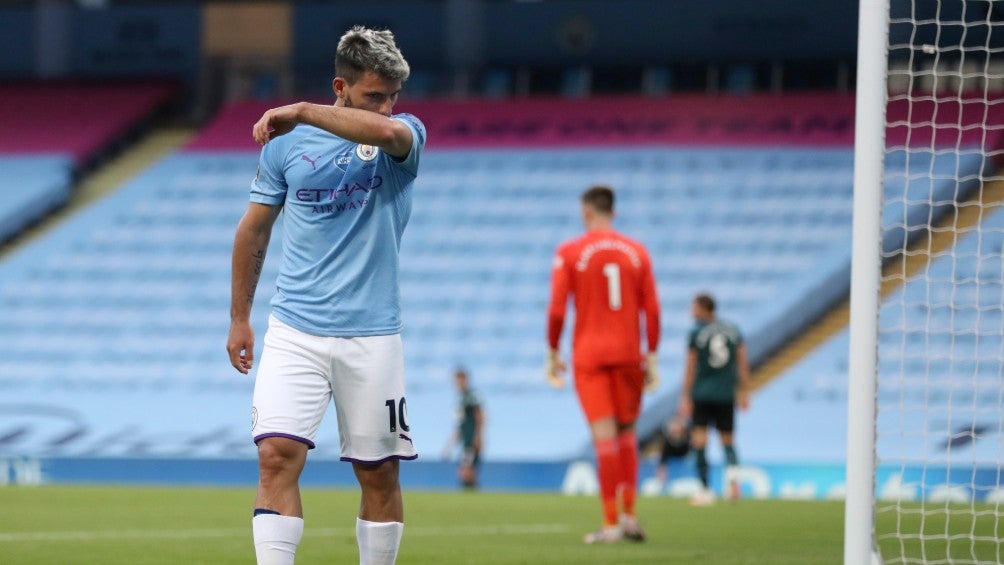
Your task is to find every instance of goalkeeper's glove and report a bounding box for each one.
[546,349,567,389]
[643,352,660,393]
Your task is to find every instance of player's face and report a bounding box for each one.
[334,71,402,117]
[691,301,706,320]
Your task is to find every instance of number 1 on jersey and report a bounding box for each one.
[603,263,622,311]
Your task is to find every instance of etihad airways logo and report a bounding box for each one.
[295,175,383,214]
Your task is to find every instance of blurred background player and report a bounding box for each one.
[546,184,661,544]
[654,412,691,488]
[227,26,424,565]
[678,293,750,506]
[441,367,484,489]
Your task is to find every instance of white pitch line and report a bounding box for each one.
[0,523,572,543]
[0,528,249,542]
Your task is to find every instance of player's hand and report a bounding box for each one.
[678,396,693,418]
[738,390,751,411]
[226,320,255,374]
[643,352,660,393]
[546,349,567,388]
[253,103,304,145]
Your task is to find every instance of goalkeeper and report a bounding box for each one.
[546,185,661,545]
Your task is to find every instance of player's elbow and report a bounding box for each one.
[375,120,413,158]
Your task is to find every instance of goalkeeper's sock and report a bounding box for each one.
[695,448,709,489]
[252,509,303,565]
[594,437,621,526]
[616,431,639,516]
[356,518,403,565]
[724,445,739,467]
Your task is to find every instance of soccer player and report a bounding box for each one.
[226,26,424,565]
[677,293,750,506]
[546,185,661,544]
[654,412,691,487]
[442,367,484,489]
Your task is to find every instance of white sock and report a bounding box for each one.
[356,518,403,565]
[252,513,304,565]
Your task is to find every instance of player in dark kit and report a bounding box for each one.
[654,412,691,487]
[677,293,750,506]
[444,368,484,489]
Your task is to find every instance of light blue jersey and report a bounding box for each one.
[250,113,425,337]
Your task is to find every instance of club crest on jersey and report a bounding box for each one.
[355,144,379,161]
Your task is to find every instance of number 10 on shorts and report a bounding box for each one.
[385,397,410,433]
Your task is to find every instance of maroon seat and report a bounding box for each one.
[0,81,178,164]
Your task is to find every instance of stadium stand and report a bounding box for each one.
[0,94,993,464]
[0,155,73,242]
[0,81,177,243]
[741,203,1004,466]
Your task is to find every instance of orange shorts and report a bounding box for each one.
[573,363,644,425]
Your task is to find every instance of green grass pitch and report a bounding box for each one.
[1,485,849,564]
[7,486,1000,564]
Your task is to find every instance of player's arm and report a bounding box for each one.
[226,203,281,374]
[736,341,751,410]
[546,250,571,388]
[473,405,485,451]
[252,102,414,159]
[678,347,698,417]
[640,256,661,391]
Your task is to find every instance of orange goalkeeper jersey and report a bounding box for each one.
[548,229,660,367]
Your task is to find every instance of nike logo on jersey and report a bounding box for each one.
[300,154,319,170]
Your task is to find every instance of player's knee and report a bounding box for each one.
[354,460,400,494]
[257,437,307,479]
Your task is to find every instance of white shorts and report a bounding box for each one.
[251,315,418,464]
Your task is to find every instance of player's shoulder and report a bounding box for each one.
[461,389,482,409]
[720,319,743,337]
[392,112,426,140]
[613,230,652,256]
[392,112,425,129]
[554,235,584,256]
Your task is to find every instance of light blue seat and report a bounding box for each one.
[743,199,1004,465]
[0,154,73,241]
[0,143,987,462]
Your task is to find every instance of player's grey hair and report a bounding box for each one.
[335,26,411,84]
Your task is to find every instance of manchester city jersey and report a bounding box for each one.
[249,113,426,337]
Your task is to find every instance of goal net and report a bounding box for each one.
[851,0,1004,563]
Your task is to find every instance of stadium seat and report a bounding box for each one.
[742,202,1004,465]
[0,135,986,461]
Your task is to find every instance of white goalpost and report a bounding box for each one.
[847,0,1004,563]
[846,1,888,563]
